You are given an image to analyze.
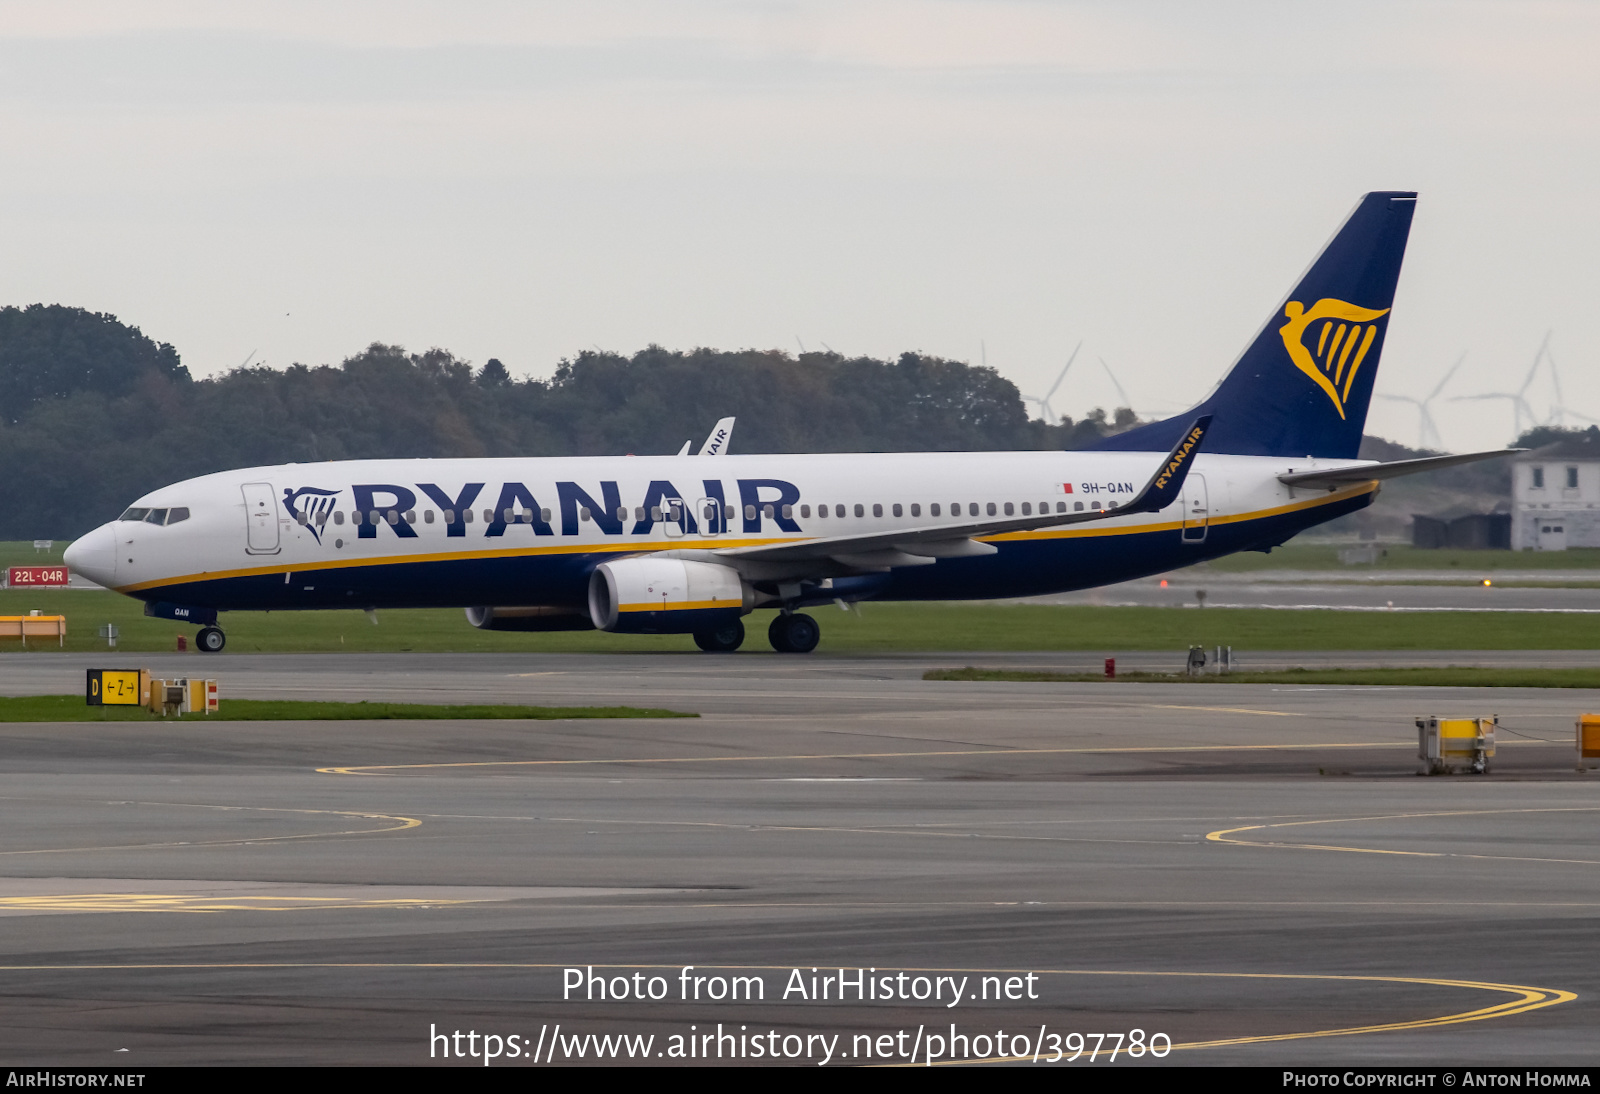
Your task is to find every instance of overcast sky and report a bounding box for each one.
[0,1,1594,452]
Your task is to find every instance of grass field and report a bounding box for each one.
[0,695,695,722]
[926,666,1600,688]
[3,586,1600,653]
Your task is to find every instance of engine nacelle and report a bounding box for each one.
[588,558,751,634]
[465,605,594,632]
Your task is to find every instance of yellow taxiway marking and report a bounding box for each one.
[0,894,480,914]
[0,961,1565,1057]
[0,800,419,857]
[319,741,1412,776]
[1208,807,1600,864]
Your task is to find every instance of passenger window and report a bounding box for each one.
[424,510,435,524]
[801,505,811,518]
[386,510,399,525]
[911,503,921,517]
[835,505,845,518]
[725,504,735,519]
[817,505,828,518]
[892,503,902,517]
[872,503,882,518]
[616,507,627,521]
[295,511,308,526]
[987,502,997,516]
[542,508,552,522]
[651,506,664,521]
[763,504,774,519]
[1021,502,1031,515]
[969,503,980,517]
[854,504,865,518]
[930,503,940,517]
[781,504,793,519]
[1057,502,1068,513]
[634,507,645,521]
[404,510,416,524]
[1074,502,1084,511]
[745,504,757,520]
[487,509,498,523]
[166,507,190,525]
[1091,501,1102,510]
[334,511,345,526]
[463,509,473,523]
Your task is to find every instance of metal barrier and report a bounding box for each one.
[0,613,66,648]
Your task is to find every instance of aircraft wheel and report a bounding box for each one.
[196,626,226,653]
[768,612,820,654]
[693,618,745,653]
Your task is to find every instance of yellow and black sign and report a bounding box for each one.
[86,669,146,706]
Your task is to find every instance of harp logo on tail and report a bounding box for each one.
[1279,299,1391,419]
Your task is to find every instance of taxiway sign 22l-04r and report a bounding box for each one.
[66,192,1514,654]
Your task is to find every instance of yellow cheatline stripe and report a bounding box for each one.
[317,739,1407,776]
[618,599,737,613]
[116,485,1373,595]
[0,960,1565,1056]
[1207,807,1600,863]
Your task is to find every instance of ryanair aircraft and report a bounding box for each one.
[66,191,1511,654]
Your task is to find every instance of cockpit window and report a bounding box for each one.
[165,507,190,525]
[144,509,168,525]
[120,507,151,522]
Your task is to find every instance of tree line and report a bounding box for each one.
[0,305,1142,538]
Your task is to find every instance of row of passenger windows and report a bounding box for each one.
[296,498,1111,528]
[118,507,191,526]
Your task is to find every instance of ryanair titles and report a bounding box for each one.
[291,478,805,539]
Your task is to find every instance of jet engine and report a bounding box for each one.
[588,558,751,634]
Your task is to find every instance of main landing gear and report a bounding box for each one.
[195,626,226,653]
[768,612,820,654]
[693,618,745,653]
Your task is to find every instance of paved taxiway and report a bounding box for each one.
[0,652,1597,1066]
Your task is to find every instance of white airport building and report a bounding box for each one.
[1511,430,1600,550]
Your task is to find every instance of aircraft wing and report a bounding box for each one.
[717,416,1211,569]
[1277,448,1523,489]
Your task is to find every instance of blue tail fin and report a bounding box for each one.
[1094,191,1416,459]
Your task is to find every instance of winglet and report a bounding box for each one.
[1117,414,1211,515]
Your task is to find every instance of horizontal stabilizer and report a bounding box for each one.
[1277,448,1523,489]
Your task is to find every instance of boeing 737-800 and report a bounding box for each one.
[65,191,1513,653]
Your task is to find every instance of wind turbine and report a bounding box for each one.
[1099,356,1134,412]
[1452,334,1550,441]
[1378,352,1465,450]
[1024,341,1082,425]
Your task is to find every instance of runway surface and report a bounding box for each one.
[0,651,1597,1066]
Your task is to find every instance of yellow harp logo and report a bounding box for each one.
[1279,299,1390,419]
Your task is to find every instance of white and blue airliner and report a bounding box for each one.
[66,192,1512,653]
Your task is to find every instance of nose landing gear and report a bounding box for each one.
[768,612,820,653]
[195,626,226,653]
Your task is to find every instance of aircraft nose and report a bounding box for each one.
[64,523,117,587]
